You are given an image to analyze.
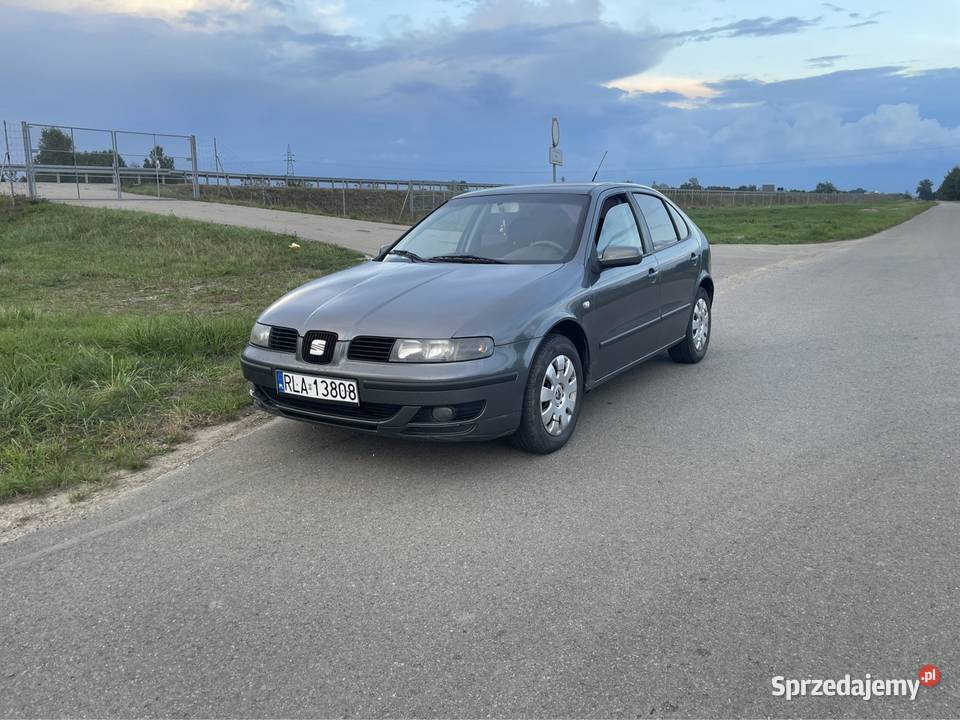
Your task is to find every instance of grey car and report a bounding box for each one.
[241,183,713,453]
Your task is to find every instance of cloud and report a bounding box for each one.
[2,0,352,34]
[821,2,844,12]
[1,1,956,191]
[807,54,846,68]
[603,75,720,109]
[663,15,822,42]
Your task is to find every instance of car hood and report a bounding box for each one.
[259,260,567,341]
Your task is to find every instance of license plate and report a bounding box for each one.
[276,370,359,405]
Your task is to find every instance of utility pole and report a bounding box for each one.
[284,144,295,185]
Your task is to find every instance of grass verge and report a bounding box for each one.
[686,200,934,244]
[0,202,361,501]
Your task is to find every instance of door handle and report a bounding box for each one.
[647,267,658,280]
[690,252,698,263]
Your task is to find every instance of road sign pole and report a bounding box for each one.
[549,117,562,183]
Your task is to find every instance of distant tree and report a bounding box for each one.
[847,187,867,194]
[680,176,701,190]
[35,127,74,165]
[814,181,838,194]
[143,145,175,170]
[916,178,935,201]
[935,167,960,201]
[736,184,758,191]
[31,128,123,182]
[75,150,126,168]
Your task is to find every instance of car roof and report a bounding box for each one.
[458,182,658,199]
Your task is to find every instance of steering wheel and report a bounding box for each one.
[530,240,566,256]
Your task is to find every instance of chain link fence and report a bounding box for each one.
[3,118,907,213]
[4,121,198,203]
[659,187,901,208]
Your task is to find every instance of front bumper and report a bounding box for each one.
[240,340,535,441]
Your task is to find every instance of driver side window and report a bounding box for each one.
[596,196,642,256]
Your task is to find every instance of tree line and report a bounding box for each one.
[30,127,176,182]
[916,167,960,201]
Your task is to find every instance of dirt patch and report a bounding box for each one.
[0,413,272,545]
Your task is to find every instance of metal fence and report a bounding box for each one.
[657,188,901,208]
[11,121,198,202]
[3,117,907,213]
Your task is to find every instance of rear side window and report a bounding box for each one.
[633,193,679,251]
[666,203,690,241]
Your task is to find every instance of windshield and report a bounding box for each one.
[385,193,590,264]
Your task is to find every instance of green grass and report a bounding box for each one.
[687,200,934,244]
[0,202,361,501]
[126,183,933,245]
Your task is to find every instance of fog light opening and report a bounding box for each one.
[431,406,456,422]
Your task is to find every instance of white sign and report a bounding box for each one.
[551,117,560,147]
[549,146,563,165]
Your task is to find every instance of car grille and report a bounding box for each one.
[347,336,396,362]
[302,330,337,364]
[257,385,401,421]
[268,326,298,353]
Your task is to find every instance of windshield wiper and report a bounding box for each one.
[428,254,506,264]
[387,249,427,262]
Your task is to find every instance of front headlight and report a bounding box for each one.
[389,337,494,363]
[249,322,272,348]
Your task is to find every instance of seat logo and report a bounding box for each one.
[309,338,327,356]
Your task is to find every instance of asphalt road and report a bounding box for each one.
[2,204,958,718]
[40,182,408,256]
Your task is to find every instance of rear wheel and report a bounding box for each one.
[511,335,583,454]
[668,287,711,364]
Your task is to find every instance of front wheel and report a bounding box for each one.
[668,287,712,363]
[511,335,583,454]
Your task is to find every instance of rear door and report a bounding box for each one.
[585,193,662,380]
[632,192,700,345]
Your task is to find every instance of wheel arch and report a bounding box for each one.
[698,273,714,302]
[543,318,590,385]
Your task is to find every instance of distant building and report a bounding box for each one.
[762,184,775,192]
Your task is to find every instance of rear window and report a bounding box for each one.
[666,202,690,241]
[633,193,679,251]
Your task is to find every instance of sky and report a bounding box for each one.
[1,0,958,191]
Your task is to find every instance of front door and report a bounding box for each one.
[585,194,662,380]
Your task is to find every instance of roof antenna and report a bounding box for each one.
[591,150,608,182]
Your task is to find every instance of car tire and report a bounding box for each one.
[668,287,712,364]
[511,335,583,454]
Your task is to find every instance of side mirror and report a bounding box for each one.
[599,245,642,269]
[378,243,393,257]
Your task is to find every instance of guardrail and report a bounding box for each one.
[4,164,501,194]
[3,163,906,208]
